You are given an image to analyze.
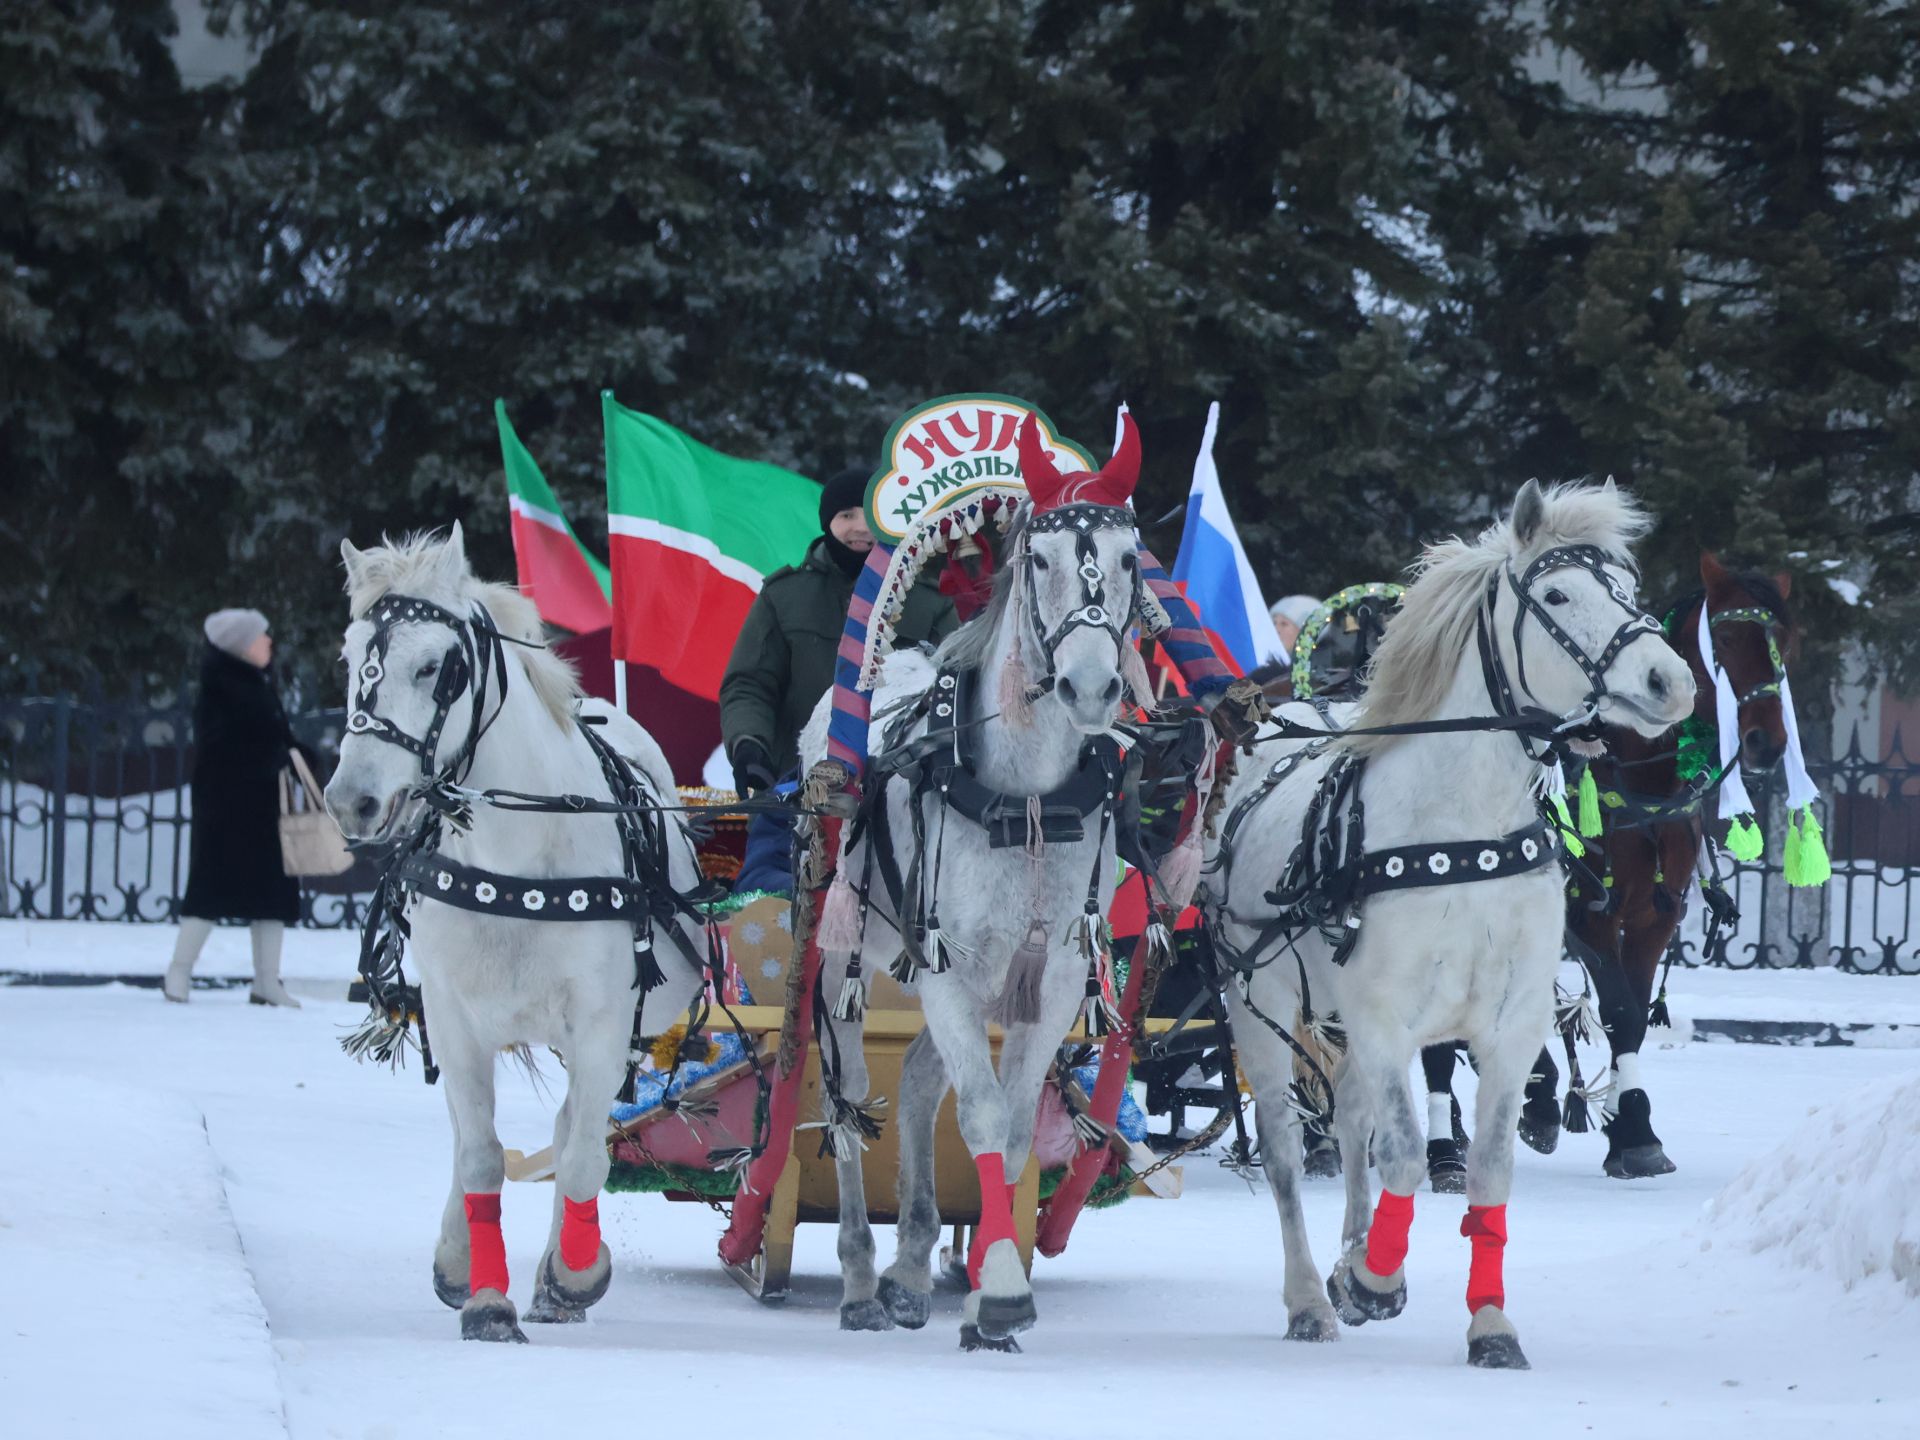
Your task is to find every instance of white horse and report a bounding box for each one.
[1204,480,1695,1367]
[325,527,706,1343]
[798,480,1149,1349]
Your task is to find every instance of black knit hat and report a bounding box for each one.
[819,467,870,531]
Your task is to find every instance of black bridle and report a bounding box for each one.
[1707,605,1787,707]
[344,592,510,786]
[1020,503,1145,684]
[1481,544,1665,765]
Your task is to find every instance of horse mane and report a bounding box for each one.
[1346,482,1652,755]
[931,507,1031,675]
[345,529,580,732]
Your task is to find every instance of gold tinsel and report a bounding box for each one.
[646,1025,720,1071]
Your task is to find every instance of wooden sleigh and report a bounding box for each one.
[506,889,1187,1302]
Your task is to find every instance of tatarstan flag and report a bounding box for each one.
[497,400,614,635]
[602,392,820,701]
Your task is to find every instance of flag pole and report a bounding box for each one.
[613,657,628,716]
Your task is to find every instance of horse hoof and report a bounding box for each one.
[1468,1332,1531,1369]
[1427,1137,1467,1193]
[1518,1103,1561,1155]
[531,1244,612,1313]
[1285,1305,1341,1342]
[1604,1143,1677,1179]
[1302,1139,1342,1179]
[1326,1253,1406,1327]
[460,1291,528,1344]
[432,1262,470,1311]
[974,1291,1037,1340]
[1602,1090,1675,1177]
[877,1276,931,1330]
[960,1323,1022,1353]
[839,1298,896,1332]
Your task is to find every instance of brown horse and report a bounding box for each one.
[1421,551,1796,1184]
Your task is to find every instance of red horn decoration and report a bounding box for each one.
[1095,409,1141,504]
[1018,414,1067,510]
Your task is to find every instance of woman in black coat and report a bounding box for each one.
[164,608,303,1006]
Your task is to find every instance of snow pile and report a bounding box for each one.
[1707,1072,1920,1299]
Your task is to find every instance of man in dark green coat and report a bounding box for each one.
[721,468,958,795]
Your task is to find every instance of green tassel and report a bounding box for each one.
[1724,812,1764,863]
[1550,795,1585,859]
[1577,766,1604,838]
[1783,807,1832,888]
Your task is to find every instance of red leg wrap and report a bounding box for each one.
[966,1156,1017,1289]
[1461,1203,1508,1313]
[560,1195,601,1273]
[464,1192,509,1296]
[1365,1188,1416,1278]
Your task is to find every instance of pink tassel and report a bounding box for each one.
[1159,830,1202,912]
[817,872,864,952]
[998,650,1036,728]
[1121,643,1154,707]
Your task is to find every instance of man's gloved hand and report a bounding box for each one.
[730,738,777,798]
[1206,678,1270,749]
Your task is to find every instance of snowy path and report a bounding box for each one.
[3,925,1917,1438]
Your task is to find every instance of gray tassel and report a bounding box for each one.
[992,920,1049,1026]
[923,925,954,974]
[832,968,867,1022]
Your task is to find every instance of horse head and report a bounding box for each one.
[326,523,496,842]
[1698,552,1793,772]
[1501,479,1695,738]
[1011,413,1145,732]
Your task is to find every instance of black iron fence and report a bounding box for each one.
[1671,724,1919,974]
[1,689,377,927]
[4,690,1918,971]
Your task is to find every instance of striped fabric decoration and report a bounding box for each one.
[1138,544,1235,699]
[826,544,893,776]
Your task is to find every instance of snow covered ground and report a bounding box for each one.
[4,920,1918,1438]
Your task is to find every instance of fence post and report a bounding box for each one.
[47,696,70,921]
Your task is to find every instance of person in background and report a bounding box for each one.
[1248,593,1324,701]
[1269,594,1321,661]
[164,609,305,1007]
[721,467,958,892]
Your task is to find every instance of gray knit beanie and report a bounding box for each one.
[204,608,270,659]
[1270,594,1322,631]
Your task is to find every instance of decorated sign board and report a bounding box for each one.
[864,393,1095,545]
[853,394,1095,690]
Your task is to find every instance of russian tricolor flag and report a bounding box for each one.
[1171,403,1286,674]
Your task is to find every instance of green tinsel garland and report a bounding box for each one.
[1674,716,1717,783]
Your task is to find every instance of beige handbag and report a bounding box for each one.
[279,749,356,877]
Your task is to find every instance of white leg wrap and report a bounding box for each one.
[977,1238,1027,1299]
[1426,1092,1451,1139]
[1613,1051,1643,1096]
[1468,1303,1517,1340]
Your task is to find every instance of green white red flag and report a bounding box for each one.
[601,392,819,701]
[497,400,613,635]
